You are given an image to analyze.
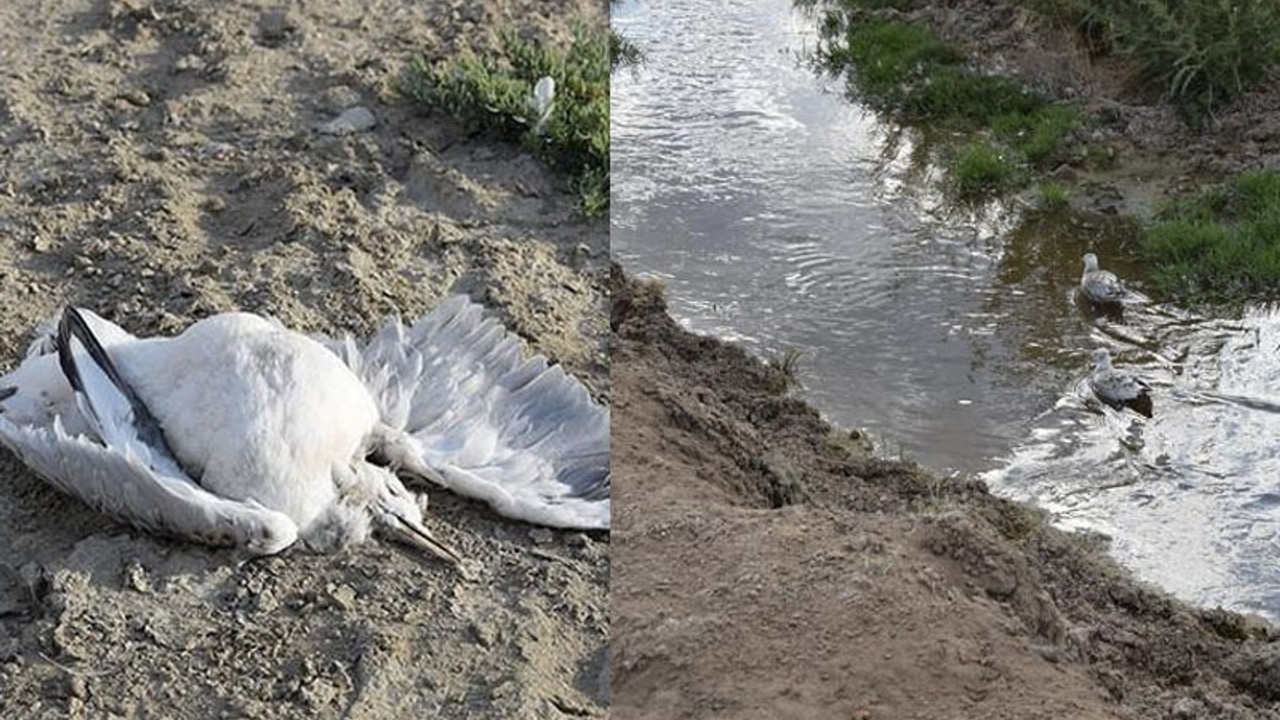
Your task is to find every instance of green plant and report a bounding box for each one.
[1038,181,1071,208]
[1142,170,1280,303]
[1030,0,1280,119]
[400,21,610,215]
[765,348,805,394]
[950,142,1019,199]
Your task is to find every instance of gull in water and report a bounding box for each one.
[1080,252,1126,305]
[1088,348,1153,418]
[0,297,610,563]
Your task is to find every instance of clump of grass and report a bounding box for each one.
[1142,170,1280,303]
[1037,181,1071,208]
[1028,0,1280,120]
[822,18,1045,126]
[810,7,1083,198]
[610,30,643,69]
[400,21,610,216]
[765,348,805,394]
[949,142,1019,199]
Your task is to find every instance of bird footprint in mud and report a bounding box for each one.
[0,297,611,562]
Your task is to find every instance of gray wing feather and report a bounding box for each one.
[328,296,610,530]
[0,415,297,551]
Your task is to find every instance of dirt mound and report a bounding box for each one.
[610,266,1280,719]
[0,1,608,717]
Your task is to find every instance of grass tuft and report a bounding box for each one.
[400,21,610,216]
[765,348,806,394]
[1026,0,1280,120]
[809,7,1083,198]
[1142,170,1280,303]
[949,142,1019,199]
[1037,181,1071,208]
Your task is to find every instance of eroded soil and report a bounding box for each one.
[611,266,1280,719]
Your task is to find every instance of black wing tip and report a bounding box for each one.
[56,307,88,394]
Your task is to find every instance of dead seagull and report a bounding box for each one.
[0,297,609,562]
[1088,348,1153,417]
[1080,252,1126,305]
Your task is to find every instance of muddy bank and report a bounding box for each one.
[0,1,607,717]
[610,265,1280,719]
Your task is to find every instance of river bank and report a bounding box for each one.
[611,265,1280,719]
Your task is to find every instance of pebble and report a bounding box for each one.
[320,106,376,135]
[528,528,555,545]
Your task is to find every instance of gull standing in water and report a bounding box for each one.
[1080,252,1127,305]
[0,297,610,562]
[1088,348,1153,417]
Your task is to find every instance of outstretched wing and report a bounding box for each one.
[329,296,610,530]
[0,308,298,554]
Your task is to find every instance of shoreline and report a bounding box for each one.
[611,264,1280,718]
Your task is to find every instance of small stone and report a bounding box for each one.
[119,89,151,107]
[67,676,87,700]
[258,9,300,47]
[319,106,376,135]
[326,584,357,611]
[30,235,52,253]
[528,528,554,545]
[122,562,150,594]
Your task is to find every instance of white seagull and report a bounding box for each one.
[0,297,610,563]
[1088,348,1152,417]
[1080,252,1126,305]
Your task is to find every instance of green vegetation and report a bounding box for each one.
[950,142,1018,198]
[610,30,643,69]
[1037,181,1071,209]
[1143,170,1280,303]
[1027,0,1280,120]
[400,22,610,216]
[806,4,1084,200]
[765,348,805,394]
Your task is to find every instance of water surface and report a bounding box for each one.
[612,0,1280,617]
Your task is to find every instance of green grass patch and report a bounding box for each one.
[1037,181,1071,208]
[400,22,610,216]
[1143,170,1280,303]
[822,18,1043,126]
[808,6,1084,198]
[949,142,1019,199]
[1025,0,1280,120]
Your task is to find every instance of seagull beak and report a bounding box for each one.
[388,514,465,569]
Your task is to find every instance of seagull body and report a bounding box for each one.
[1088,348,1152,417]
[1080,253,1126,305]
[0,297,610,559]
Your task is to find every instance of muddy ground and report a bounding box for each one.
[0,1,608,718]
[610,267,1280,719]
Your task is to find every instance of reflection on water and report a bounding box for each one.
[612,0,1280,617]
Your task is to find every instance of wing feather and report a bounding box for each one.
[0,416,297,553]
[328,296,610,530]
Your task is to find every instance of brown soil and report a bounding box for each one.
[610,266,1280,719]
[0,1,607,718]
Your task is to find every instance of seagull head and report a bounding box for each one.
[1082,253,1100,272]
[1090,347,1112,371]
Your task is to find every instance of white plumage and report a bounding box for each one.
[1080,252,1126,305]
[0,296,610,561]
[1088,348,1153,417]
